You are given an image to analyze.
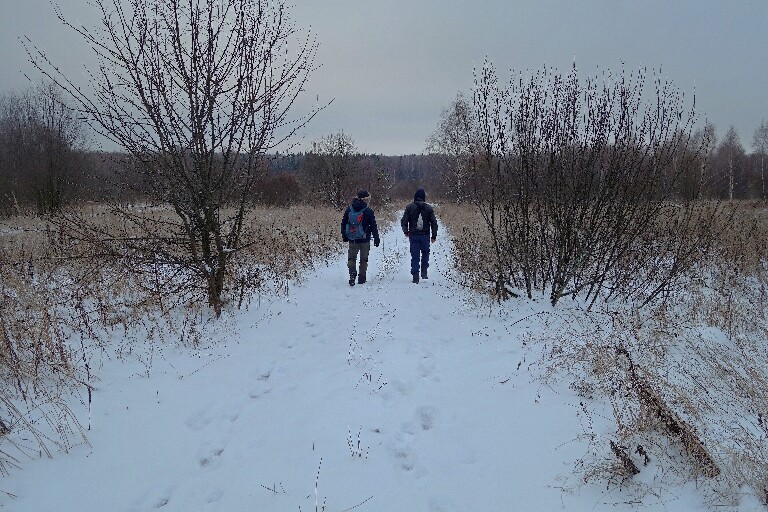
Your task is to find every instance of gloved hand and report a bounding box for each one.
[404,232,410,238]
[431,237,436,243]
[342,235,349,242]
[374,239,380,247]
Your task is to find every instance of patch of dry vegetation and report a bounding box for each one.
[435,203,494,295]
[0,203,346,476]
[442,200,768,507]
[0,242,93,477]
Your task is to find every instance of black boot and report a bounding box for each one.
[412,273,419,284]
[420,269,428,280]
[357,275,366,284]
[349,273,356,286]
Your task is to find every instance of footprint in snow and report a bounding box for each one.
[388,441,428,478]
[206,488,224,503]
[185,397,242,430]
[417,406,437,431]
[198,447,225,470]
[249,387,272,400]
[429,496,456,512]
[418,353,436,379]
[184,412,211,431]
[249,369,274,399]
[390,379,408,396]
[131,485,174,512]
[304,321,323,339]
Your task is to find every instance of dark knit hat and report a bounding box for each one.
[414,188,426,201]
[357,190,370,199]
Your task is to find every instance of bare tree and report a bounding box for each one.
[426,92,476,202]
[690,122,717,198]
[300,131,362,209]
[753,120,768,201]
[24,0,325,315]
[715,126,746,201]
[0,83,88,214]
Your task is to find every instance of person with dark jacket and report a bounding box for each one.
[341,190,380,286]
[401,188,438,284]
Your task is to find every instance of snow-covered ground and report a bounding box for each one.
[2,221,762,511]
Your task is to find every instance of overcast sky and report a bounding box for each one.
[1,0,767,155]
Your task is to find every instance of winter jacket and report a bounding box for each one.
[341,198,380,244]
[401,199,438,238]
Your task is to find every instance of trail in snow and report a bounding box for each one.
[3,220,728,511]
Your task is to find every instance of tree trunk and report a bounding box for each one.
[728,155,734,201]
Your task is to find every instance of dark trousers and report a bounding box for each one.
[348,241,370,277]
[409,234,430,275]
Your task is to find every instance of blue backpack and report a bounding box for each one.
[346,206,367,240]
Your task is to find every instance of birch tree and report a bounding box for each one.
[753,120,768,201]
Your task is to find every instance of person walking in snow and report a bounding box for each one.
[401,188,438,284]
[341,190,380,286]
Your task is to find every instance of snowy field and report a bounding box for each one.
[1,220,763,511]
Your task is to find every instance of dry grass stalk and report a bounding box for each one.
[617,347,720,478]
[609,440,640,477]
[0,245,93,476]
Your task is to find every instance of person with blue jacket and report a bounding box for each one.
[401,188,438,283]
[341,190,380,286]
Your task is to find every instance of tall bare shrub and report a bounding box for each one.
[467,61,726,307]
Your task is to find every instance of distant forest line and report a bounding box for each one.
[2,84,767,216]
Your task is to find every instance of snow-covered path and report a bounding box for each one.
[3,221,715,511]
